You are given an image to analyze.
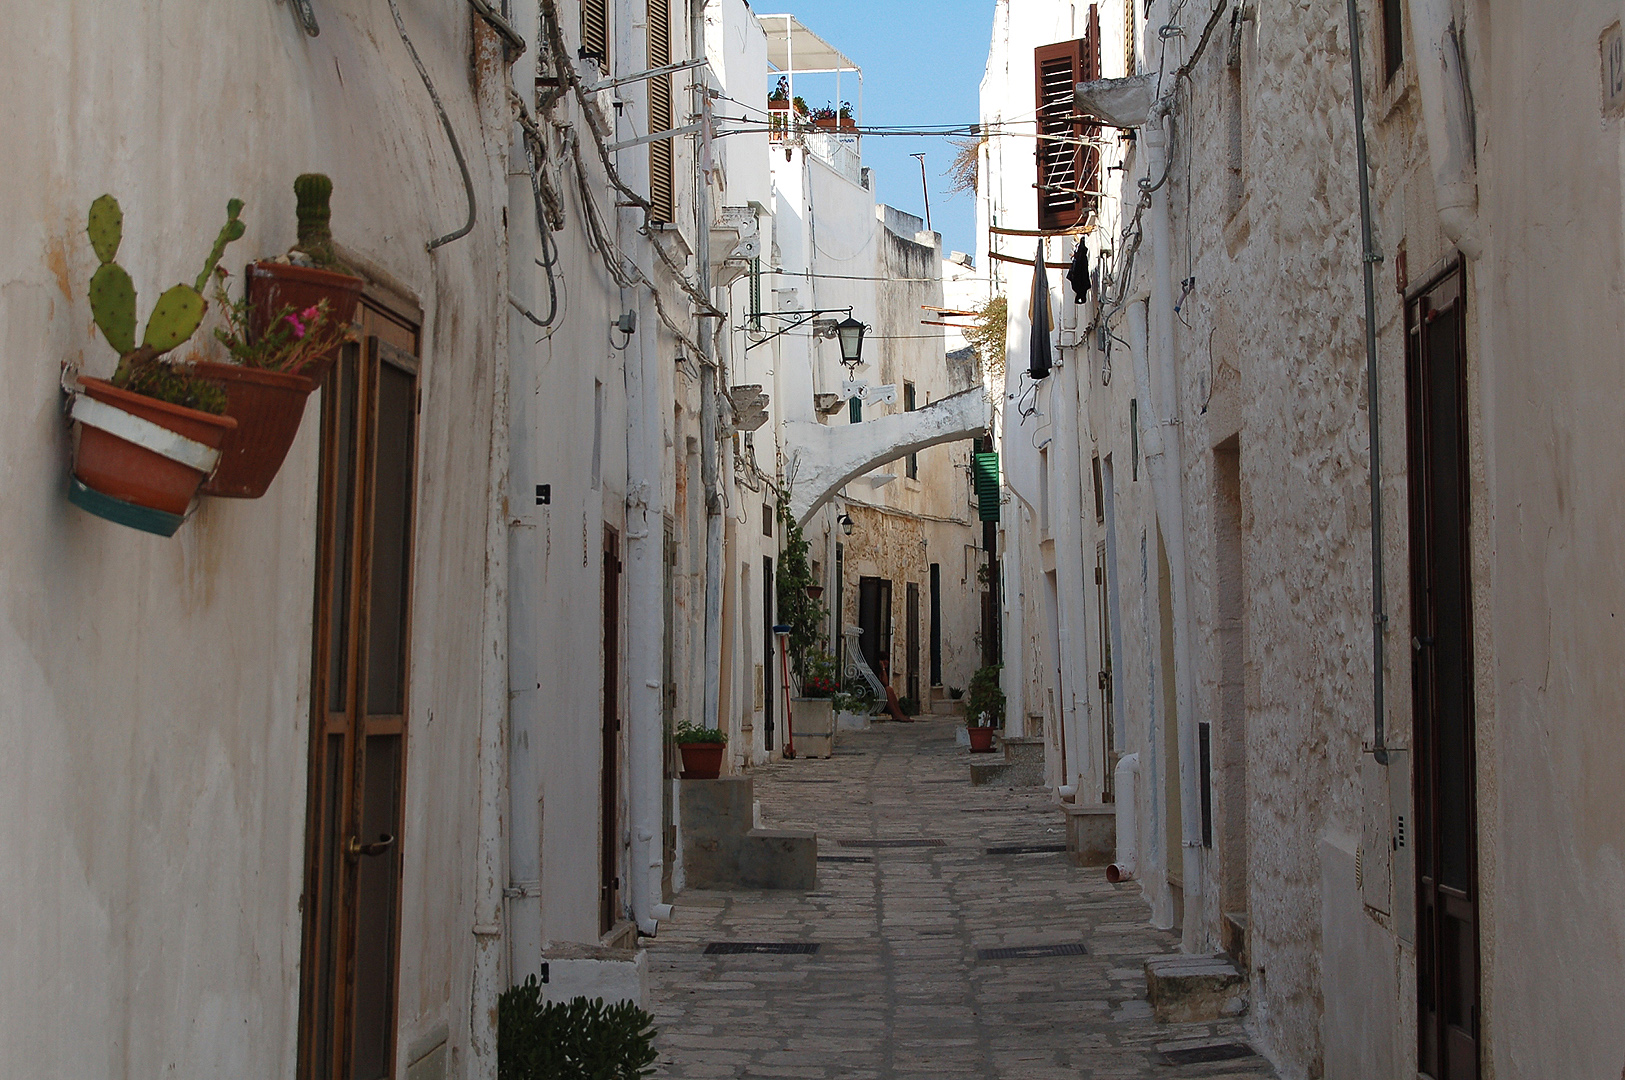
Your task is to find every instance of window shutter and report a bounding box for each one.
[1034,5,1102,231]
[648,0,676,224]
[580,0,608,73]
[973,451,1001,522]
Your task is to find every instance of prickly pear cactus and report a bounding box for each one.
[195,198,246,292]
[87,194,123,265]
[88,262,137,354]
[142,284,207,353]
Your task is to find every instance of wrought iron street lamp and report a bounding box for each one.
[835,317,867,371]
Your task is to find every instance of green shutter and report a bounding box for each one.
[972,451,1000,522]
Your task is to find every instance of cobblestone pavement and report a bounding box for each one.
[646,716,1278,1079]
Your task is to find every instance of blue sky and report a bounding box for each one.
[766,1,995,258]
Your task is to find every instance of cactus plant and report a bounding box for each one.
[291,174,338,268]
[82,194,245,413]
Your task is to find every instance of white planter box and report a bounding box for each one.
[835,710,871,731]
[789,697,836,758]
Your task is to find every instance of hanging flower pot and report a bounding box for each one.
[193,361,318,498]
[70,377,236,535]
[244,262,363,383]
[67,193,245,536]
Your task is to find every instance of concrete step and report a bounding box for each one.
[680,777,817,890]
[931,698,966,716]
[1144,954,1247,1023]
[1061,802,1115,866]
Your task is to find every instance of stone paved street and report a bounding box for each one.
[646,717,1278,1079]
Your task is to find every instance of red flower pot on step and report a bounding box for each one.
[968,726,996,753]
[245,261,365,384]
[71,376,237,524]
[192,361,318,499]
[679,742,726,779]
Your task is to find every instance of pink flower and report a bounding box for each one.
[284,312,307,338]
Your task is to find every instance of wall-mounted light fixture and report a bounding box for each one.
[839,513,855,536]
[835,316,867,372]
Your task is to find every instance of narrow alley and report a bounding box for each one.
[647,718,1274,1079]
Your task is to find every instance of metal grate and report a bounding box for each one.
[977,943,1087,960]
[703,942,819,955]
[817,855,873,863]
[838,838,946,848]
[1157,1042,1257,1066]
[985,843,1068,855]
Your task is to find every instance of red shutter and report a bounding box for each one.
[1034,5,1102,231]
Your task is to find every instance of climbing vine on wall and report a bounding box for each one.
[775,504,828,681]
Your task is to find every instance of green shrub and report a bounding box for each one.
[498,977,658,1080]
[966,665,1005,729]
[674,721,726,745]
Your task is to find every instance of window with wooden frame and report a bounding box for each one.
[580,0,609,72]
[1034,7,1102,231]
[647,0,676,224]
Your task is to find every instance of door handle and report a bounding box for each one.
[1412,635,1436,652]
[347,833,396,860]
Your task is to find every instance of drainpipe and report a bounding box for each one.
[1404,0,1480,257]
[1107,753,1140,882]
[470,17,514,1077]
[695,1,726,744]
[1047,260,1093,799]
[1140,115,1205,950]
[618,17,665,940]
[1001,503,1026,737]
[1344,0,1393,765]
[503,0,544,983]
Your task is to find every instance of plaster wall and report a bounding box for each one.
[0,1,509,1074]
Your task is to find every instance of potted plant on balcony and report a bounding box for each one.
[809,104,839,131]
[838,101,855,131]
[768,76,790,110]
[68,194,245,536]
[195,174,364,498]
[675,722,727,780]
[790,651,839,758]
[965,665,1004,753]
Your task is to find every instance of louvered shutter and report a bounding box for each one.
[580,0,608,73]
[973,451,1001,522]
[648,0,676,224]
[1034,6,1102,231]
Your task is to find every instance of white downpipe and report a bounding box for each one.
[1406,0,1480,257]
[1107,753,1140,882]
[1142,118,1204,950]
[695,2,726,737]
[470,20,513,1078]
[1001,504,1026,737]
[624,286,665,937]
[1048,244,1093,797]
[504,124,544,980]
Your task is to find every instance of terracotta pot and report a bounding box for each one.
[813,117,837,130]
[768,99,790,111]
[73,376,237,518]
[968,726,996,753]
[245,261,365,383]
[678,742,725,780]
[191,361,318,499]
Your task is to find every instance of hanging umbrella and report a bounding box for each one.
[1028,240,1053,380]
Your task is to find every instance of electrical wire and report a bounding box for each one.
[386,0,476,251]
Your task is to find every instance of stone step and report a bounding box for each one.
[931,698,966,716]
[1144,953,1247,1023]
[1061,802,1115,866]
[680,777,817,890]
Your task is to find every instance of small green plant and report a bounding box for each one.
[897,695,921,716]
[832,677,877,715]
[948,686,964,700]
[85,193,246,413]
[290,173,341,268]
[774,505,828,680]
[769,76,789,103]
[213,286,352,374]
[966,665,1005,729]
[963,295,1008,380]
[798,651,839,698]
[674,721,726,745]
[498,977,658,1080]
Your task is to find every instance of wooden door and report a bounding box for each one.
[763,555,774,750]
[1406,265,1479,1080]
[857,577,892,684]
[1094,542,1115,802]
[299,307,420,1080]
[601,528,622,935]
[905,582,920,704]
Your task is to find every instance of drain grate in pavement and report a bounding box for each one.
[920,778,962,784]
[781,778,839,783]
[703,942,820,955]
[977,943,1087,960]
[838,838,946,848]
[985,843,1068,855]
[1157,1042,1257,1066]
[817,855,873,863]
